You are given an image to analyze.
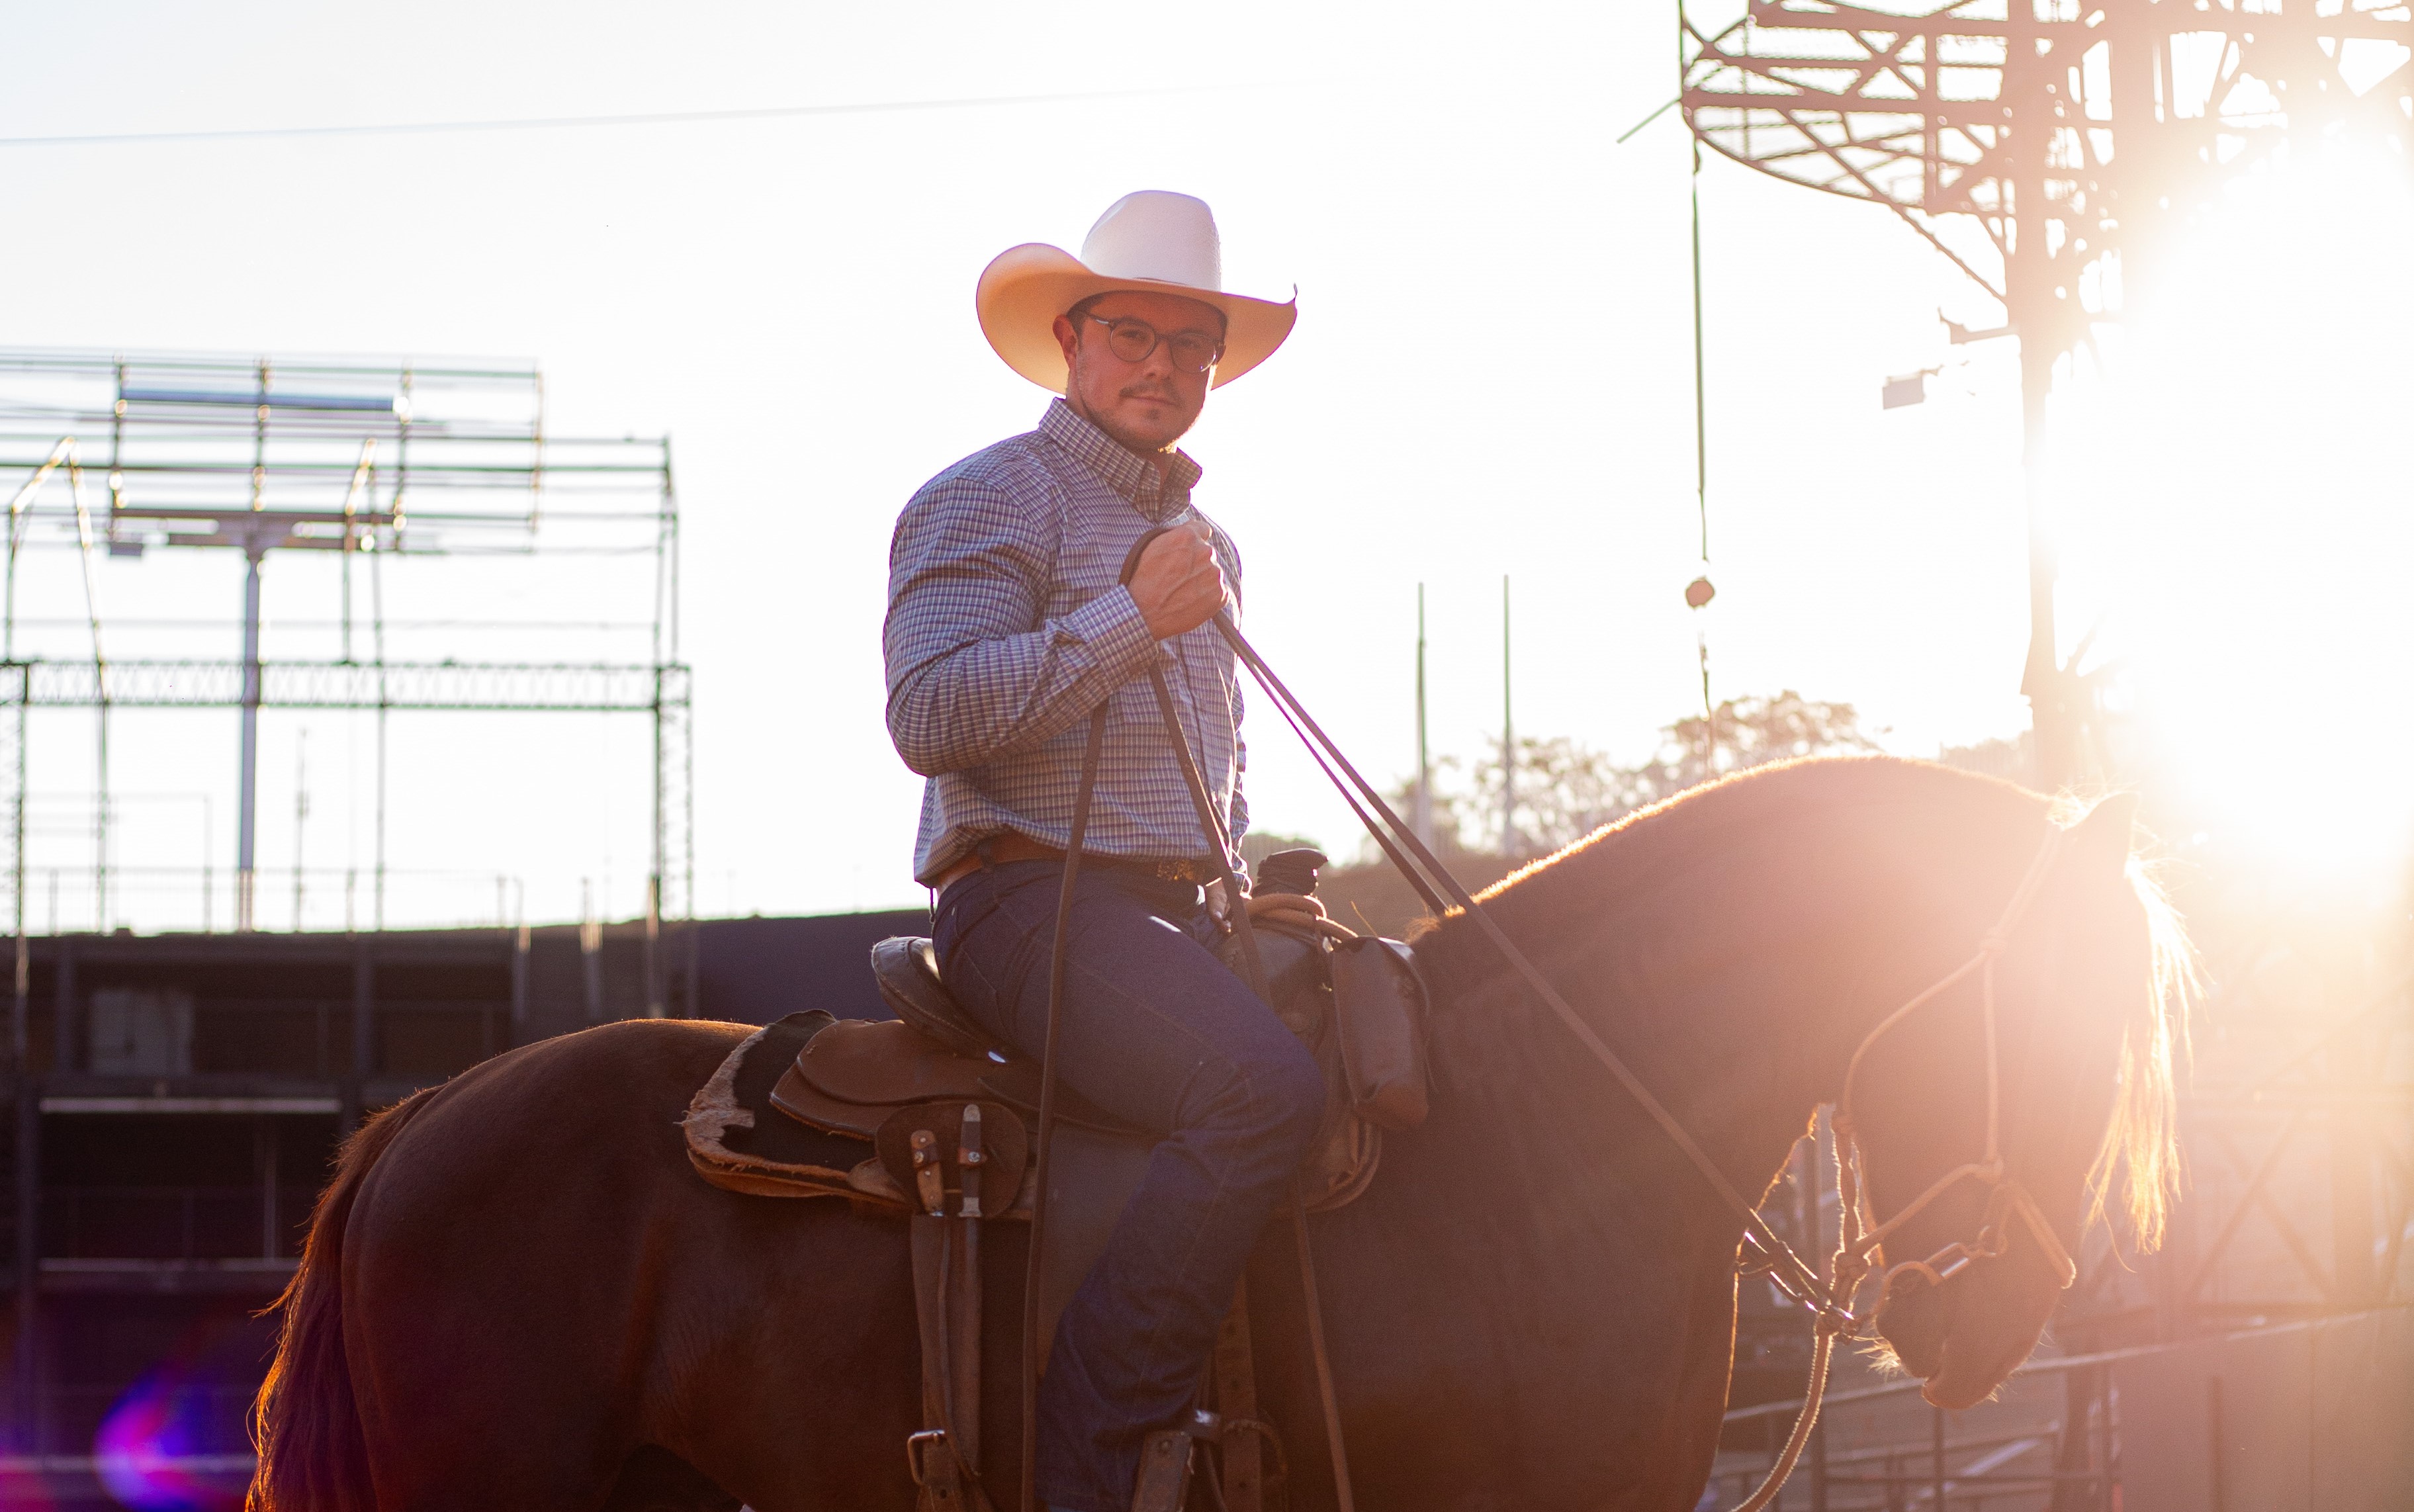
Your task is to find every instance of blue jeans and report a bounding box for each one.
[933,860,1325,1512]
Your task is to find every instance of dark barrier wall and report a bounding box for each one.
[0,909,933,1503]
[692,909,929,1024]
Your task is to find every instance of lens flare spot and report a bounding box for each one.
[93,1370,239,1512]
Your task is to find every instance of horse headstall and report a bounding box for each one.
[1825,825,2082,1324]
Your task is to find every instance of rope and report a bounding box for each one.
[1019,703,1107,1512]
[1216,609,2085,1512]
[1832,830,2076,1296]
[1214,612,1835,1310]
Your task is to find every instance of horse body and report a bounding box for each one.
[308,1020,920,1511]
[255,758,2178,1512]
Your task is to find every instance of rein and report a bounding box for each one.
[1211,600,2079,1512]
[1833,828,2082,1300]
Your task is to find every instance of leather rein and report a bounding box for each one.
[1834,828,2082,1304]
[1209,588,2080,1512]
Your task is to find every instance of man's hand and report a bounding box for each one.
[1127,522,1227,641]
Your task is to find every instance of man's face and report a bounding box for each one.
[1052,290,1226,454]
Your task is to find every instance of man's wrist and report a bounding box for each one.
[1062,584,1159,678]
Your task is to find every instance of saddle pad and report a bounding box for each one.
[684,1012,893,1200]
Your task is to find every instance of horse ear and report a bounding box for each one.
[2071,792,2139,869]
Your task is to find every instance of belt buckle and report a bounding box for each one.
[1156,856,1206,884]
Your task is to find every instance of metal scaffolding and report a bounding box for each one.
[1681,0,2414,789]
[0,347,691,1005]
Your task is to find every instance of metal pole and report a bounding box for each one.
[10,672,24,1066]
[67,453,107,930]
[2004,4,2077,793]
[238,543,263,932]
[1690,118,1710,565]
[1500,576,1515,858]
[251,358,269,512]
[2016,331,2071,790]
[1698,631,1715,783]
[580,879,603,1024]
[647,668,664,1018]
[7,662,26,1449]
[292,731,308,932]
[649,445,670,1012]
[370,531,387,934]
[1413,584,1432,847]
[1932,1405,1947,1509]
[257,1115,279,1260]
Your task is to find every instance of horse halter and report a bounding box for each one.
[1827,826,2081,1313]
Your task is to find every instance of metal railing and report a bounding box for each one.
[39,1185,318,1263]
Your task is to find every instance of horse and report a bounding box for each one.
[248,755,2186,1512]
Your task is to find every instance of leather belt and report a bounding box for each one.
[932,832,1219,893]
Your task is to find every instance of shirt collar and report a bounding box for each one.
[1039,399,1203,522]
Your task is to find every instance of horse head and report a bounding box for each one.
[1840,792,2186,1409]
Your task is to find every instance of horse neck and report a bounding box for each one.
[1413,763,2049,1240]
[1337,764,2053,1497]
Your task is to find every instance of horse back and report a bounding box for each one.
[337,1019,926,1511]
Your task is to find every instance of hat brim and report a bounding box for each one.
[975,243,1297,394]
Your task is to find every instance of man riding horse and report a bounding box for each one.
[883,191,1320,1512]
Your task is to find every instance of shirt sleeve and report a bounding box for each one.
[883,470,1162,777]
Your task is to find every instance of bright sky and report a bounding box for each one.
[0,1,2404,927]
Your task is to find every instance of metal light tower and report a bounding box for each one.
[0,350,692,999]
[1681,0,2414,788]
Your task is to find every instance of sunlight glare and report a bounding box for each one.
[2053,145,2414,879]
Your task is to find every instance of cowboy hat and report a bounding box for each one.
[976,191,1297,392]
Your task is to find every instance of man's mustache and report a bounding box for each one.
[1119,384,1180,402]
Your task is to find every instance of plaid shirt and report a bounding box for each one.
[885,400,1249,887]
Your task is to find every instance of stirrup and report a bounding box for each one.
[1129,1413,1213,1512]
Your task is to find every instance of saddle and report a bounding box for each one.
[681,887,1429,1512]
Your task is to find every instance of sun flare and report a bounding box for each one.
[2052,146,2414,879]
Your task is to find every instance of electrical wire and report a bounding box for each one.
[0,82,1234,151]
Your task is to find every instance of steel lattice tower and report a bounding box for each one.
[1682,0,2414,787]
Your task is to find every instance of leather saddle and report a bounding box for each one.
[767,938,1130,1147]
[772,933,1398,1218]
[684,907,1429,1512]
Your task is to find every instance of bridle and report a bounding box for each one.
[1063,534,2097,1512]
[1708,824,2080,1511]
[1827,825,2082,1317]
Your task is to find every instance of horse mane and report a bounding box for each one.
[2090,848,2192,1249]
[1412,754,2190,1252]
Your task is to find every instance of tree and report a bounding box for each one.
[1622,690,1883,811]
[1423,691,1882,859]
[1327,691,1884,936]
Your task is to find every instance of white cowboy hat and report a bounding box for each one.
[975,191,1297,393]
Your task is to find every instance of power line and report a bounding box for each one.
[0,83,1227,150]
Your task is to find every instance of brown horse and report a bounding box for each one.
[249,756,2185,1512]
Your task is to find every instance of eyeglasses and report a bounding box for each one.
[1083,314,1226,375]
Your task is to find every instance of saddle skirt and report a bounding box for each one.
[686,930,1402,1219]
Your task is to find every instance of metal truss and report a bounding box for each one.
[0,346,690,952]
[1680,0,2414,789]
[9,658,690,713]
[2041,891,2414,1357]
[1684,0,2414,324]
[2167,967,2414,1321]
